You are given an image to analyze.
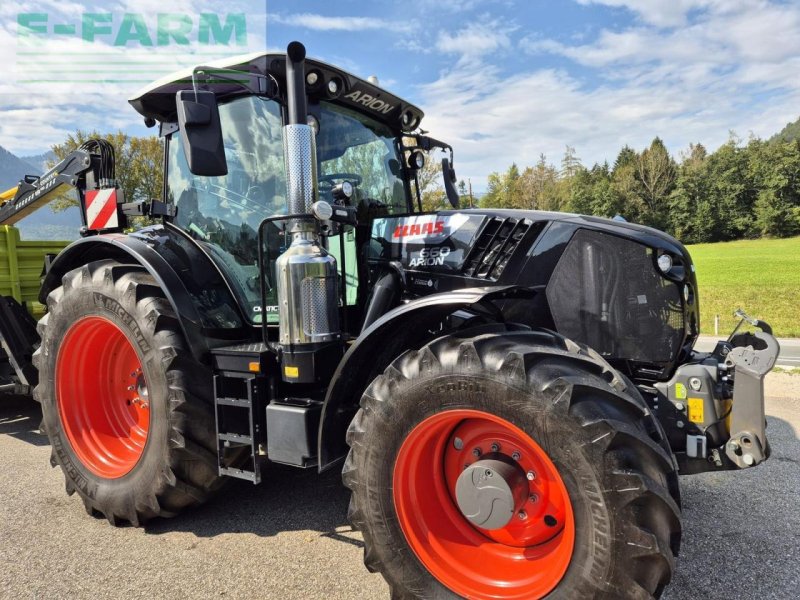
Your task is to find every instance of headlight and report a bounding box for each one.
[657,254,673,274]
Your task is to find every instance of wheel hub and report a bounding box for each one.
[454,456,528,530]
[393,409,575,599]
[55,316,150,479]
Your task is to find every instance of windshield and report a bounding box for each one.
[317,103,409,214]
[167,95,409,324]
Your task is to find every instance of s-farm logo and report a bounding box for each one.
[393,220,446,238]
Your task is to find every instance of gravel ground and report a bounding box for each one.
[0,374,797,599]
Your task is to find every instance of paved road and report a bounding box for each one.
[1,377,798,599]
[696,335,800,368]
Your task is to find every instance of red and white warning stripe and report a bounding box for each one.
[85,189,119,230]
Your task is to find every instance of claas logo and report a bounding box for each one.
[393,220,446,238]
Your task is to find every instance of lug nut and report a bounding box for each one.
[511,451,521,461]
[490,442,500,452]
[453,437,464,450]
[518,511,527,520]
[529,494,538,503]
[527,471,536,481]
[472,448,482,457]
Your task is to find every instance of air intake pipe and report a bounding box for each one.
[275,42,341,382]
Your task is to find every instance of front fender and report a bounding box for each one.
[317,285,533,471]
[40,224,250,361]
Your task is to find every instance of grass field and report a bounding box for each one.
[687,236,800,337]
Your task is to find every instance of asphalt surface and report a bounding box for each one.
[696,335,800,368]
[1,376,798,600]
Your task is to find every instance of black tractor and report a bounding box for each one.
[0,42,778,599]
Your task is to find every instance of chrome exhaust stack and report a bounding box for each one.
[276,42,341,381]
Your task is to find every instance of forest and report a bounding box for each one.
[449,122,800,243]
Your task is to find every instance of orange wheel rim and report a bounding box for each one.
[393,409,575,599]
[56,316,150,479]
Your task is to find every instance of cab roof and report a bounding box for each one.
[129,52,424,133]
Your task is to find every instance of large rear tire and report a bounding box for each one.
[33,260,224,526]
[343,329,681,599]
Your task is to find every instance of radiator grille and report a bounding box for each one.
[462,218,531,280]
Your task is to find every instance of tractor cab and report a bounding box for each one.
[129,51,449,330]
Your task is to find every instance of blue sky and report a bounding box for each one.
[2,1,800,191]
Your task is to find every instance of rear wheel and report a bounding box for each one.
[344,329,681,599]
[34,260,225,525]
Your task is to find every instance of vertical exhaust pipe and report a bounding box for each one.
[284,41,317,219]
[276,42,341,380]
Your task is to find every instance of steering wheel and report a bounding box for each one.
[319,172,362,186]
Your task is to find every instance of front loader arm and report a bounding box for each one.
[0,139,122,231]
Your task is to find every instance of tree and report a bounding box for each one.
[634,137,676,229]
[415,155,447,212]
[705,135,756,240]
[669,143,717,242]
[611,147,641,222]
[748,138,800,237]
[560,145,582,179]
[480,164,521,209]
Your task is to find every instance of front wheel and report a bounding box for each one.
[33,260,225,526]
[343,330,681,599]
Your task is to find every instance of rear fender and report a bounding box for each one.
[40,225,250,361]
[317,285,533,471]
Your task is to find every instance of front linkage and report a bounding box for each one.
[655,310,779,474]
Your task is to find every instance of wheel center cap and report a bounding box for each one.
[454,456,528,530]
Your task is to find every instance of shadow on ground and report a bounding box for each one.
[0,394,48,446]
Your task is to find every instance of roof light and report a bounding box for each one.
[657,254,673,274]
[328,79,339,94]
[407,150,426,170]
[401,111,418,131]
[306,72,319,86]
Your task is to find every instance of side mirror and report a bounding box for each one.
[441,158,459,208]
[176,90,227,176]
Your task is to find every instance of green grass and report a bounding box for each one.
[774,367,800,375]
[687,236,800,337]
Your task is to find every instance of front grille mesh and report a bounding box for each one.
[546,229,684,364]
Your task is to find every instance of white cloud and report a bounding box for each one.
[436,20,515,58]
[419,1,800,190]
[0,0,267,154]
[271,13,413,33]
[574,0,715,28]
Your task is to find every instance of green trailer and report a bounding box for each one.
[0,225,69,320]
[0,224,70,393]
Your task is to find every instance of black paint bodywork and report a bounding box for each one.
[40,222,251,361]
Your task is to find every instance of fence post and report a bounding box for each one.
[714,314,720,336]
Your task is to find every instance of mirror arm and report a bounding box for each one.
[191,66,279,99]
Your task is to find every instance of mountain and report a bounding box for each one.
[770,116,800,144]
[0,145,38,190]
[19,150,57,174]
[0,145,81,241]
